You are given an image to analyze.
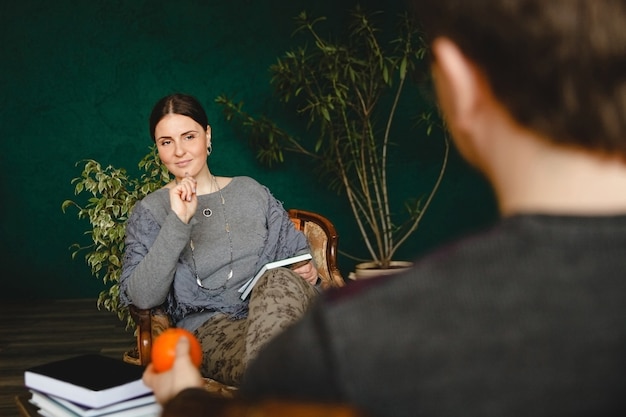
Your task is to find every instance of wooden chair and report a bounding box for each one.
[286,209,344,289]
[126,209,344,396]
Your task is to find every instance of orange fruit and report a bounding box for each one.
[151,328,203,373]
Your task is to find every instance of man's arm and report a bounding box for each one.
[240,304,343,402]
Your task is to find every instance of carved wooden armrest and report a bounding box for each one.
[129,304,172,366]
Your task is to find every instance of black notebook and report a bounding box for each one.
[24,354,152,409]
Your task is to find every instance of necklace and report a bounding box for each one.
[189,175,234,289]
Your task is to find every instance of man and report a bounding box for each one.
[144,1,626,416]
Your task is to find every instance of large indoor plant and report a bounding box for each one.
[216,7,449,274]
[61,147,170,328]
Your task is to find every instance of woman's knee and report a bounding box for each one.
[251,268,317,301]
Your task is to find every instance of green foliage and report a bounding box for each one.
[216,6,449,268]
[61,146,170,327]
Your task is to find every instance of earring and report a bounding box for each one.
[207,144,213,156]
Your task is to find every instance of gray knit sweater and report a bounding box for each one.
[119,176,310,332]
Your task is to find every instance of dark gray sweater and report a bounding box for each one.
[241,214,626,417]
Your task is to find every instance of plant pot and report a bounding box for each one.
[349,261,414,280]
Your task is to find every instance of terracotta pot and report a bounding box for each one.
[349,260,414,280]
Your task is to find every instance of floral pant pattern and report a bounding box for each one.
[193,268,318,386]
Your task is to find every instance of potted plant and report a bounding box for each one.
[61,147,170,328]
[216,6,449,276]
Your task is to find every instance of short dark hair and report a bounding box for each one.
[149,93,209,142]
[413,0,626,155]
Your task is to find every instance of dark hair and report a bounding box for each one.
[149,93,209,142]
[413,0,626,155]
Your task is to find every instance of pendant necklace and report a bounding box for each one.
[189,175,234,289]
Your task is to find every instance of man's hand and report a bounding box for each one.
[142,336,205,405]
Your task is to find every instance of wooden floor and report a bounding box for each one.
[0,299,136,417]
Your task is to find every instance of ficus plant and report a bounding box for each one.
[61,146,169,328]
[216,6,449,269]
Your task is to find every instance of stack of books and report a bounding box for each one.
[24,354,161,417]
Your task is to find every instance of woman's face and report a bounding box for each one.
[154,113,211,179]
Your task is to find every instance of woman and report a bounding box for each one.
[119,93,319,385]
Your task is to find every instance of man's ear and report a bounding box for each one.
[431,37,485,132]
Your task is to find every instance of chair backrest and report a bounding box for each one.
[288,209,344,289]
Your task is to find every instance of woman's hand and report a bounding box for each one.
[170,174,197,224]
[142,336,205,405]
[292,261,319,285]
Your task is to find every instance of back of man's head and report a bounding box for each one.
[413,0,626,156]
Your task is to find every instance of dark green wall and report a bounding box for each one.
[0,0,497,300]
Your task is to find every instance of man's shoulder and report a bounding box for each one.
[320,212,626,309]
[321,220,512,305]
